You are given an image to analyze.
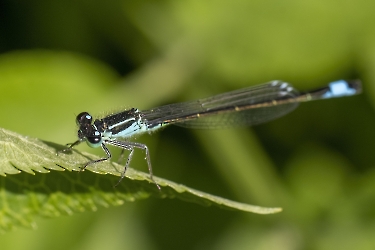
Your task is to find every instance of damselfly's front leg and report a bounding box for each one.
[56,140,82,156]
[81,143,111,171]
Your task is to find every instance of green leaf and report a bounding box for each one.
[0,128,282,232]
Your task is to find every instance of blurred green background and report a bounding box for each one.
[0,0,374,249]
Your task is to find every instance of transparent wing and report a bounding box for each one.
[141,80,300,129]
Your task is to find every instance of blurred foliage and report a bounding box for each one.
[0,0,374,249]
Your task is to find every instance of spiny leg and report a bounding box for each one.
[57,140,82,156]
[105,140,160,190]
[129,142,160,190]
[81,143,112,171]
[114,147,134,187]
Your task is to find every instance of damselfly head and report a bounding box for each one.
[76,112,103,147]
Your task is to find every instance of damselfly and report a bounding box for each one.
[59,80,362,189]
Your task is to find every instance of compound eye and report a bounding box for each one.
[86,131,102,147]
[76,112,92,125]
[87,135,101,144]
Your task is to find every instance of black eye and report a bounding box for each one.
[87,135,101,144]
[76,112,92,125]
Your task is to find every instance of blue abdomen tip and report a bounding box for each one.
[322,80,361,98]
